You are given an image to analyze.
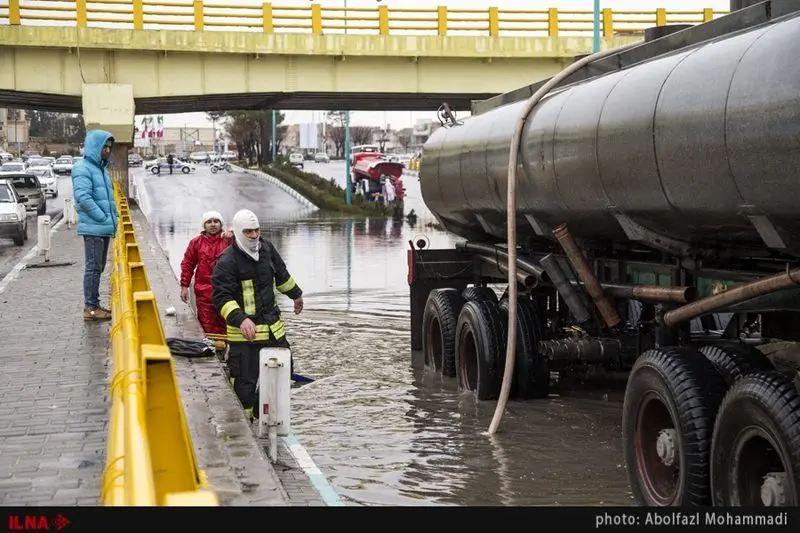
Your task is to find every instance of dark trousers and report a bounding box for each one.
[228,338,291,416]
[83,236,110,309]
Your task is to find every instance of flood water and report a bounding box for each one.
[133,166,634,507]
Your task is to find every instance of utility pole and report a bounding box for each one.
[343,0,352,206]
[592,0,600,53]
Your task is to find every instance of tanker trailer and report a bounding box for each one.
[408,1,800,508]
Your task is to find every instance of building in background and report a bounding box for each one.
[134,126,233,157]
[0,109,29,155]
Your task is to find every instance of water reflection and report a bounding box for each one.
[136,169,633,507]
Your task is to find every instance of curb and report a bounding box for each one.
[0,209,67,295]
[232,165,319,211]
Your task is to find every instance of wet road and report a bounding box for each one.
[0,176,71,279]
[135,165,634,507]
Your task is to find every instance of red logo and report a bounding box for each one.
[7,514,69,531]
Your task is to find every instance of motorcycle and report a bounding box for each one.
[210,160,233,174]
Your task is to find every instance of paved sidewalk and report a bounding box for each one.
[0,215,110,506]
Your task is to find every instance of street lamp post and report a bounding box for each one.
[271,109,277,161]
[343,0,352,206]
[592,0,601,53]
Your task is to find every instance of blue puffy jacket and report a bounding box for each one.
[72,129,118,237]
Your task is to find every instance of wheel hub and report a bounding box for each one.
[656,429,677,467]
[761,472,787,507]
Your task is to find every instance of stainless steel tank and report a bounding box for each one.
[420,13,800,256]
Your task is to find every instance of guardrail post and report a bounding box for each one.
[133,291,166,347]
[310,3,322,35]
[8,0,20,25]
[193,0,204,31]
[76,0,87,27]
[133,0,144,30]
[262,2,273,32]
[129,263,150,293]
[602,8,613,37]
[378,5,389,36]
[488,7,498,37]
[703,7,714,22]
[126,242,141,264]
[437,6,447,36]
[547,7,558,37]
[655,7,667,26]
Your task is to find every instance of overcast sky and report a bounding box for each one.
[157,0,732,130]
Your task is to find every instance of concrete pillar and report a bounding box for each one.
[81,84,135,199]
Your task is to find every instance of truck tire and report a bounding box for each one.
[499,296,550,399]
[699,342,774,387]
[711,370,800,506]
[622,347,727,506]
[422,288,465,377]
[455,298,504,400]
[462,285,497,303]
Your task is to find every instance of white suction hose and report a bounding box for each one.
[488,42,641,435]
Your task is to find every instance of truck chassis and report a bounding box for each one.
[408,230,800,507]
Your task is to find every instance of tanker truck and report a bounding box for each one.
[408,0,800,508]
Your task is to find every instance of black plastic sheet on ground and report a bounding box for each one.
[166,337,216,358]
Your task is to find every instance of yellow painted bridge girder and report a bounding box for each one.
[0,26,644,101]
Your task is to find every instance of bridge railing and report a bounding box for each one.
[104,180,219,507]
[0,2,727,37]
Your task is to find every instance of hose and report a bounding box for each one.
[487,41,642,435]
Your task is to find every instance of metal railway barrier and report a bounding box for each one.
[102,181,219,506]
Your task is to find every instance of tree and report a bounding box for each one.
[397,130,411,152]
[28,111,85,144]
[218,110,285,165]
[350,126,372,146]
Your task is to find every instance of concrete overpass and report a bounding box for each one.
[0,3,725,170]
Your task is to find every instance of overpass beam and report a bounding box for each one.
[82,84,135,199]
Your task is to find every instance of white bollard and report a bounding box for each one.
[37,215,51,262]
[64,197,77,227]
[258,347,291,463]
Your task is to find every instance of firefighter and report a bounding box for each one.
[180,210,232,350]
[212,209,304,421]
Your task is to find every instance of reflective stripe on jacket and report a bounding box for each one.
[211,238,302,343]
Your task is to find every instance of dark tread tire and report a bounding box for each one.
[455,298,505,400]
[700,342,774,387]
[462,286,498,303]
[711,370,800,506]
[622,346,727,506]
[421,288,465,377]
[499,296,549,399]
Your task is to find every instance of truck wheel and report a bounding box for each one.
[422,288,465,377]
[622,347,727,506]
[711,370,800,506]
[462,285,497,303]
[499,296,549,399]
[455,299,504,400]
[699,342,774,387]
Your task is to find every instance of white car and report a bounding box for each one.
[288,153,304,169]
[52,156,74,176]
[29,167,58,198]
[0,179,29,246]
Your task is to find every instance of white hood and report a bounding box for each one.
[232,209,260,261]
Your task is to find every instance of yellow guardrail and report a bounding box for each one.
[0,2,727,37]
[103,180,219,507]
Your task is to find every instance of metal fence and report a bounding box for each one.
[0,2,727,36]
[104,181,218,506]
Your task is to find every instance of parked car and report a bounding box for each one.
[52,156,74,175]
[0,173,45,215]
[127,154,143,167]
[288,152,304,169]
[0,162,26,173]
[0,179,28,246]
[150,158,195,175]
[28,167,58,198]
[313,152,330,163]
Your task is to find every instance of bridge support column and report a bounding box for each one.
[81,84,135,199]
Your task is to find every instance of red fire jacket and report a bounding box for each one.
[180,232,232,298]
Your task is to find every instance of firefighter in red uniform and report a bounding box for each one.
[180,210,232,350]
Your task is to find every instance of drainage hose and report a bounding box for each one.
[487,42,641,435]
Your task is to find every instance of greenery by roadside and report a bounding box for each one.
[242,160,402,217]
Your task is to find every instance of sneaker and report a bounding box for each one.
[84,307,112,320]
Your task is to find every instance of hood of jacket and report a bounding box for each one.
[83,129,115,169]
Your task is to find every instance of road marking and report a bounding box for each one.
[282,434,344,506]
[0,212,67,295]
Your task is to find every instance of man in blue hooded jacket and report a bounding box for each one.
[72,129,118,320]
